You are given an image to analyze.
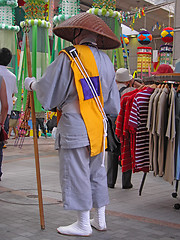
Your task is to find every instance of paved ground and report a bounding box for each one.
[0,137,180,240]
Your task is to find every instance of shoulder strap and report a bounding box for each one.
[59,46,77,60]
[63,46,76,56]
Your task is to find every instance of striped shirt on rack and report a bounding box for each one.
[129,87,155,173]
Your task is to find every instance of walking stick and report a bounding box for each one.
[25,28,45,230]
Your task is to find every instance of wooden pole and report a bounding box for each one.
[25,31,45,230]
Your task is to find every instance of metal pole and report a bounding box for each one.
[139,172,147,196]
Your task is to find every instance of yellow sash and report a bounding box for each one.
[60,45,106,156]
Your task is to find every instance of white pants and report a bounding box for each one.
[59,146,109,210]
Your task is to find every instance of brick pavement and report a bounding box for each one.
[0,137,180,240]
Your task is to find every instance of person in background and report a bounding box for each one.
[46,115,57,133]
[0,48,18,138]
[8,110,20,139]
[8,97,20,139]
[0,75,8,181]
[35,109,47,138]
[25,12,120,237]
[107,68,135,189]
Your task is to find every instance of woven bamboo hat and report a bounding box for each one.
[53,12,120,50]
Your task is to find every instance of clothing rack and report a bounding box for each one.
[138,74,180,210]
[143,73,180,85]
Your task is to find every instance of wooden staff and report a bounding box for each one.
[25,30,45,229]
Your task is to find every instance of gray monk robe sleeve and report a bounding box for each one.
[31,47,120,149]
[32,52,75,111]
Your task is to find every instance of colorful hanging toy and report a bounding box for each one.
[16,0,51,140]
[159,27,174,65]
[120,34,129,46]
[87,0,129,69]
[137,30,152,79]
[52,0,80,61]
[137,30,152,45]
[53,0,80,25]
[0,0,20,31]
[0,0,20,76]
[161,27,174,43]
[20,0,50,28]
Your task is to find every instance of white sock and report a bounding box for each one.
[57,210,92,236]
[91,206,107,231]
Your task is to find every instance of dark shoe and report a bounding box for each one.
[122,184,133,189]
[108,184,115,189]
[122,170,132,189]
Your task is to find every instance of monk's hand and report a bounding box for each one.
[25,77,36,91]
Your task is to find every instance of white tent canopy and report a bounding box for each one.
[121,24,139,36]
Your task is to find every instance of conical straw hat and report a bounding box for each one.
[53,12,120,50]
